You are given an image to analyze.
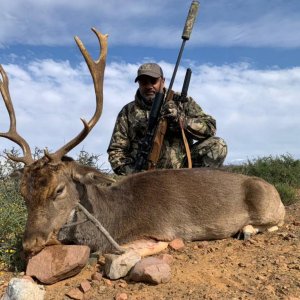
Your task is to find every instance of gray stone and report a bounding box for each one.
[26,245,90,284]
[104,250,141,280]
[1,278,45,300]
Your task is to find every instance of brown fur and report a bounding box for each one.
[21,159,285,255]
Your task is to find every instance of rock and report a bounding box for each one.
[80,280,91,293]
[104,250,141,280]
[21,276,34,283]
[121,239,168,257]
[157,254,173,264]
[80,280,92,293]
[26,245,90,284]
[65,288,84,300]
[91,272,103,282]
[117,280,128,288]
[129,256,171,284]
[169,238,185,250]
[103,278,113,286]
[292,220,300,226]
[115,293,128,300]
[1,278,45,300]
[198,241,209,248]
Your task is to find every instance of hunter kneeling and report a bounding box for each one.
[108,63,227,175]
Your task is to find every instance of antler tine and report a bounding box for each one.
[46,28,108,163]
[0,65,34,165]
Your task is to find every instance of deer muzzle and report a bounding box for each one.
[23,231,61,255]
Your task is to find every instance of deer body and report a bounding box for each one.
[0,29,285,256]
[21,159,285,254]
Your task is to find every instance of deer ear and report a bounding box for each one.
[72,167,115,186]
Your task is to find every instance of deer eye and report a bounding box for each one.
[54,184,66,199]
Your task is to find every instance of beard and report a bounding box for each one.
[139,90,156,103]
[143,94,155,102]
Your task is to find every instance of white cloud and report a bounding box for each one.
[1,59,300,169]
[0,0,299,48]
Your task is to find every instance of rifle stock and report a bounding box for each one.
[147,90,174,170]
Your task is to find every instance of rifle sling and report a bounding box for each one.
[179,118,192,168]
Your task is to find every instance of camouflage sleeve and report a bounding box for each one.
[107,107,135,175]
[182,97,216,140]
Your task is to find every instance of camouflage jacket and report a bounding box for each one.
[107,89,216,175]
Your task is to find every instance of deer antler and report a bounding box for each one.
[45,28,108,163]
[0,65,34,165]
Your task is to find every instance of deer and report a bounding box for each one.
[0,28,285,256]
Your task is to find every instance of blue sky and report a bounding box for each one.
[0,0,300,169]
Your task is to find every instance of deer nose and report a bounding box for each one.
[22,236,46,255]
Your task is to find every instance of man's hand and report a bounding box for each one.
[161,100,179,122]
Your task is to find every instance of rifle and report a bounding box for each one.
[134,1,199,172]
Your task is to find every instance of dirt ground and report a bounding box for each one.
[1,202,299,300]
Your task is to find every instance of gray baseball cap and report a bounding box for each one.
[135,63,163,82]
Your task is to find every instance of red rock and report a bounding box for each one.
[26,245,90,284]
[103,278,113,286]
[66,288,84,300]
[91,272,102,281]
[80,280,91,293]
[157,254,173,264]
[129,256,171,284]
[115,292,128,300]
[169,238,185,250]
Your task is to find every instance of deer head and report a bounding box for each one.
[0,28,109,254]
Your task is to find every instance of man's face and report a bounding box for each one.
[138,75,165,102]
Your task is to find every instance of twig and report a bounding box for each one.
[77,203,126,254]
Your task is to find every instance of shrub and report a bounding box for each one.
[227,154,300,205]
[76,148,104,170]
[0,149,26,271]
[274,183,297,206]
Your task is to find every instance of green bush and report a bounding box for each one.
[0,187,26,272]
[0,149,26,271]
[76,148,104,171]
[274,183,297,206]
[227,154,300,205]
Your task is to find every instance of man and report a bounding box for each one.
[108,63,227,175]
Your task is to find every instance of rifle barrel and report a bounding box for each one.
[166,1,199,97]
[181,68,192,98]
[182,1,200,40]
